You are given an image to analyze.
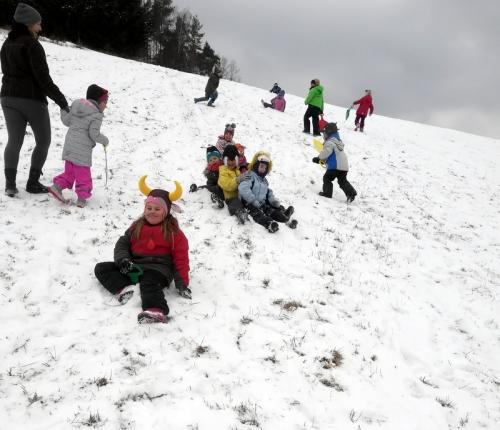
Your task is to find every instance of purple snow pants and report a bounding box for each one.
[53,160,93,199]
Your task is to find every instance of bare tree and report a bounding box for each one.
[219,56,241,82]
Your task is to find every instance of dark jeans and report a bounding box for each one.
[323,170,357,199]
[194,90,218,105]
[262,101,273,108]
[303,105,322,135]
[94,262,170,315]
[1,97,51,171]
[355,114,367,131]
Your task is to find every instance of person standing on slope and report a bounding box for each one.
[303,79,324,136]
[1,2,69,197]
[194,66,221,107]
[352,89,374,132]
[313,122,357,203]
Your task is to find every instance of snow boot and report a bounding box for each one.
[235,209,248,225]
[283,206,294,217]
[319,192,332,198]
[48,184,67,203]
[76,198,87,208]
[117,285,134,305]
[210,193,224,208]
[4,168,18,197]
[287,219,298,229]
[138,308,167,324]
[346,194,356,204]
[26,167,48,194]
[267,221,279,233]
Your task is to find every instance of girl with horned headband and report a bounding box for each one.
[94,177,190,323]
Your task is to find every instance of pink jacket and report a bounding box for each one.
[271,95,286,112]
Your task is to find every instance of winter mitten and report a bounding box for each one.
[118,258,133,275]
[312,157,320,164]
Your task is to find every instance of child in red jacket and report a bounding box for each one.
[352,89,374,132]
[94,188,190,323]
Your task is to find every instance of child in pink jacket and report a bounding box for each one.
[261,90,286,112]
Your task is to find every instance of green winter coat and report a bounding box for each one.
[304,85,324,111]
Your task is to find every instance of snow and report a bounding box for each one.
[0,31,499,429]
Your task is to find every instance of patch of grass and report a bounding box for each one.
[436,397,454,408]
[82,412,101,427]
[320,377,344,392]
[235,402,260,427]
[195,345,209,357]
[320,349,344,368]
[419,376,439,388]
[240,316,253,325]
[273,299,305,312]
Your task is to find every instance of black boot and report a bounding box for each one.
[26,167,49,194]
[5,168,19,197]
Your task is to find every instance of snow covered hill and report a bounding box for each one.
[0,32,499,429]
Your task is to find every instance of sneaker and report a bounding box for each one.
[117,285,134,304]
[319,192,332,198]
[346,194,356,204]
[137,308,166,324]
[287,219,298,229]
[76,198,86,208]
[48,184,67,203]
[267,221,279,233]
[284,206,294,217]
[5,186,19,197]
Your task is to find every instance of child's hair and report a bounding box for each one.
[130,214,179,241]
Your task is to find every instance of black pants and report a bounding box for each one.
[1,97,51,171]
[303,105,322,135]
[323,170,357,199]
[94,262,170,314]
[355,114,367,131]
[226,197,244,215]
[194,90,218,105]
[247,204,289,228]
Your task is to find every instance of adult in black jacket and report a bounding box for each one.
[194,67,221,107]
[1,3,68,197]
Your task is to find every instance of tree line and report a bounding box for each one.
[0,0,240,81]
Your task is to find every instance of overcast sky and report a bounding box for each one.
[174,0,500,139]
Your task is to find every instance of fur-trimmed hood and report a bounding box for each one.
[248,151,273,174]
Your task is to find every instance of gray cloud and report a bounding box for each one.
[174,0,500,139]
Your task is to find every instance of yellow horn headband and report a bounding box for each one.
[138,175,183,202]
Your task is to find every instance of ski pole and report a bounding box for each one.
[104,145,108,188]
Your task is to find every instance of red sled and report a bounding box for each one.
[319,115,328,132]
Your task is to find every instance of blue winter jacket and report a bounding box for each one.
[318,132,349,171]
[238,170,280,208]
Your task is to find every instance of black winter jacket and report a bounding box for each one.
[0,25,67,109]
[205,73,220,96]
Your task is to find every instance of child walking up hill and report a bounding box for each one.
[48,84,109,207]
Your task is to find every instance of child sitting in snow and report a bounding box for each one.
[235,143,248,173]
[238,151,296,233]
[94,188,191,324]
[218,144,248,224]
[215,123,236,154]
[203,146,224,207]
[48,84,109,208]
[261,89,286,112]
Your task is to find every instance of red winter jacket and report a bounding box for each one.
[353,94,374,116]
[114,223,190,287]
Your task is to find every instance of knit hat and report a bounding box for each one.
[222,144,239,166]
[235,143,246,155]
[86,84,109,103]
[13,3,41,25]
[224,123,236,136]
[145,189,171,213]
[206,146,221,162]
[278,90,285,97]
[323,122,338,135]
